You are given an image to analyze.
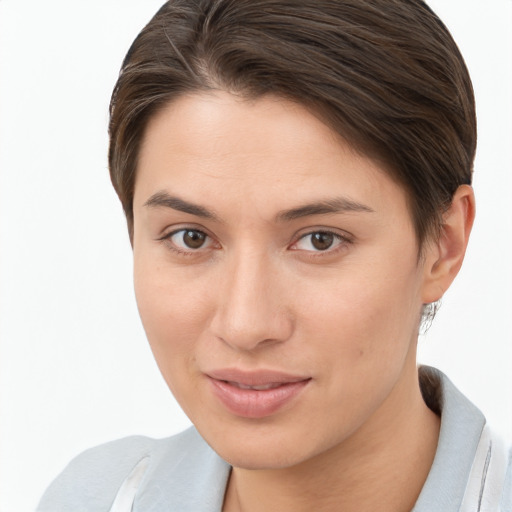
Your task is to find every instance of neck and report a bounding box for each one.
[223,364,440,512]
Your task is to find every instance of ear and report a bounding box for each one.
[421,185,475,304]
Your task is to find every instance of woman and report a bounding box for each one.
[37,0,511,510]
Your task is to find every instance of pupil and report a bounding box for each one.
[311,232,334,251]
[184,230,206,249]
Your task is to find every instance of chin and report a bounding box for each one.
[218,443,308,471]
[196,420,327,471]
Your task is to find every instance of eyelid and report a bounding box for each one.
[158,223,213,241]
[289,228,353,253]
[158,225,221,255]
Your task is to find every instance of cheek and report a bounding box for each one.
[296,259,422,370]
[290,266,422,428]
[133,256,211,377]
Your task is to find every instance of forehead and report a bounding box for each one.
[134,91,410,223]
[138,91,348,167]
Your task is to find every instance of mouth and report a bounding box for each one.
[225,381,286,391]
[206,369,311,419]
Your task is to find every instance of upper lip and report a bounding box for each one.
[206,368,311,386]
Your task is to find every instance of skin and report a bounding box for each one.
[132,91,475,512]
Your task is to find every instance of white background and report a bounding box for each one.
[0,1,511,511]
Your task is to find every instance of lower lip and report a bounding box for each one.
[208,378,310,419]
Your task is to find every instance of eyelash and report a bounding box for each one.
[290,230,353,257]
[158,228,217,256]
[158,228,353,257]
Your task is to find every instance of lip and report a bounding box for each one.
[206,369,311,419]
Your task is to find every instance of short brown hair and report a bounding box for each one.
[108,0,476,245]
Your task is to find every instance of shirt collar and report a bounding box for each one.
[413,366,486,511]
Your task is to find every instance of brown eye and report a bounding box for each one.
[310,232,334,251]
[291,230,348,253]
[168,229,210,250]
[182,230,206,249]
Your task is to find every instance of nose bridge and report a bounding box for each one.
[211,244,292,351]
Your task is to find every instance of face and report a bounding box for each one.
[133,91,431,470]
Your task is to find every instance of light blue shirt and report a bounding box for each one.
[37,367,511,511]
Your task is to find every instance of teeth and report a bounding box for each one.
[229,381,282,391]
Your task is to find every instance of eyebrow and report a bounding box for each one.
[276,197,375,222]
[143,191,374,222]
[143,191,220,221]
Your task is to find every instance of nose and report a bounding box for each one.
[209,249,294,352]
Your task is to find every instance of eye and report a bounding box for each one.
[291,231,347,252]
[167,229,212,250]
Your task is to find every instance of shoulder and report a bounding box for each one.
[37,434,157,511]
[415,367,512,511]
[460,425,512,512]
[37,427,230,512]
